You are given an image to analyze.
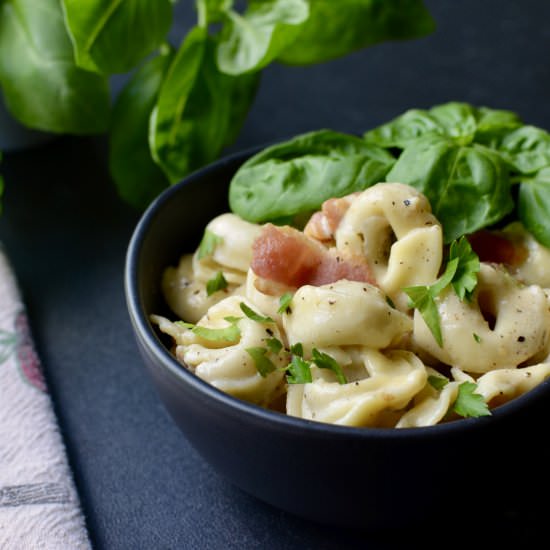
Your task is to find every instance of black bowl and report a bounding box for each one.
[125,147,550,530]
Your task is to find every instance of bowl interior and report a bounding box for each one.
[125,147,550,528]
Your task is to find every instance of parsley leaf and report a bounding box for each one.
[246,346,277,377]
[265,337,283,354]
[277,292,294,314]
[206,271,228,296]
[192,322,240,343]
[428,374,449,391]
[239,302,274,323]
[197,229,223,260]
[448,236,480,301]
[452,381,491,418]
[403,285,443,346]
[404,237,480,347]
[175,321,195,329]
[290,343,304,357]
[311,348,347,384]
[286,355,313,384]
[473,333,482,343]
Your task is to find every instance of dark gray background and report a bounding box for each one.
[1,1,549,548]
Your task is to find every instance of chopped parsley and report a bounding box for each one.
[286,355,313,384]
[206,271,228,296]
[245,346,277,377]
[452,381,491,418]
[311,348,347,384]
[277,292,294,314]
[265,337,283,354]
[192,323,241,343]
[197,229,223,260]
[290,342,304,357]
[473,333,482,343]
[239,302,274,323]
[404,236,480,347]
[428,374,449,391]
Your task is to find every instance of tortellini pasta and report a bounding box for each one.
[153,182,550,429]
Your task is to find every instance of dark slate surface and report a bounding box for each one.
[1,1,549,547]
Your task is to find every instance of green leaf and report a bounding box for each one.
[473,333,482,343]
[217,0,309,75]
[229,129,395,223]
[290,342,303,357]
[109,52,171,210]
[403,285,442,347]
[149,27,260,183]
[286,355,312,384]
[192,322,241,343]
[429,257,458,296]
[175,321,195,329]
[277,292,294,314]
[197,229,223,260]
[206,271,228,296]
[386,135,514,243]
[311,348,347,384]
[196,0,233,26]
[278,0,435,65]
[239,302,274,323]
[448,236,480,301]
[61,0,173,75]
[265,337,283,354]
[518,167,550,247]
[452,382,491,418]
[404,239,479,346]
[364,102,522,150]
[493,126,550,175]
[246,346,277,377]
[428,375,448,391]
[0,0,110,134]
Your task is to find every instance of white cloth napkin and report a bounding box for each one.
[0,247,91,549]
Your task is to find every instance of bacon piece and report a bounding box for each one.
[251,224,375,290]
[467,230,528,266]
[304,193,360,242]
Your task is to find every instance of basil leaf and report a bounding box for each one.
[278,0,435,65]
[149,27,259,183]
[0,0,110,134]
[206,271,228,296]
[364,102,521,150]
[239,302,274,323]
[286,355,312,384]
[229,129,395,223]
[196,0,233,25]
[386,135,513,242]
[109,52,171,210]
[217,0,309,75]
[452,382,491,418]
[518,167,550,247]
[474,107,523,146]
[246,346,277,377]
[364,108,443,149]
[311,348,347,384]
[61,0,173,75]
[494,126,550,175]
[197,229,223,260]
